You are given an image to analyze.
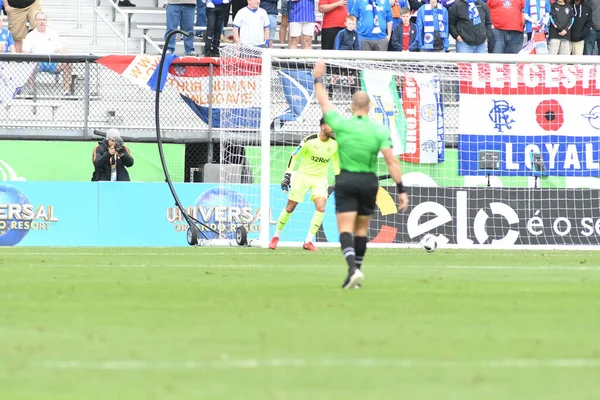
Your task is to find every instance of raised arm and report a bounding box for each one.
[313,60,335,114]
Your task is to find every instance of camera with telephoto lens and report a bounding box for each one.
[113,137,125,156]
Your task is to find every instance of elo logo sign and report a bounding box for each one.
[392,187,600,246]
[406,191,519,245]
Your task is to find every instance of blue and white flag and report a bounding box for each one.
[147,54,178,92]
[271,70,314,129]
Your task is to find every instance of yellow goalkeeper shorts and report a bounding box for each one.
[288,173,328,203]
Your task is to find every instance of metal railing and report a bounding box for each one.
[77,0,82,29]
[92,0,127,48]
[93,0,167,54]
[0,52,467,145]
[0,54,219,141]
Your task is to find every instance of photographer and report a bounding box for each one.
[92,129,134,181]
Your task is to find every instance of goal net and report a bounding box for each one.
[218,46,600,250]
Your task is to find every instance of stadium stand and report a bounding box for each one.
[32,0,327,54]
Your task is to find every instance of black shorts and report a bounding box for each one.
[321,27,343,50]
[335,170,379,216]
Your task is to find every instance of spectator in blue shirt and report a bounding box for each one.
[334,14,362,49]
[332,15,361,96]
[352,0,393,50]
[0,18,16,53]
[414,0,449,51]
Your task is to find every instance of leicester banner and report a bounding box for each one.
[458,63,600,177]
[400,73,445,164]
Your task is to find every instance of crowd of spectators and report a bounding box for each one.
[160,0,599,56]
[3,0,592,59]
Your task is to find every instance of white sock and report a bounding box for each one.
[274,231,281,238]
[305,233,313,243]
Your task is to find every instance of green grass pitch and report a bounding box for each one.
[1,247,599,400]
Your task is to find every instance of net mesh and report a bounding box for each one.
[218,46,600,248]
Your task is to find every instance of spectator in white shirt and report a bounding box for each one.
[232,0,270,46]
[22,11,72,95]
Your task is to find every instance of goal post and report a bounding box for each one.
[259,49,272,247]
[218,46,600,250]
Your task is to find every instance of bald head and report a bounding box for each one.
[351,91,370,115]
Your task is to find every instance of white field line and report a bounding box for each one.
[33,358,600,371]
[0,252,271,256]
[2,249,599,257]
[2,243,600,251]
[6,264,600,271]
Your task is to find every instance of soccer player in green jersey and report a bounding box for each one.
[312,59,410,289]
[269,118,340,251]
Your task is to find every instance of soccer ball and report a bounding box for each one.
[420,234,438,253]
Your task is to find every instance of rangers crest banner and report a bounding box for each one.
[458,63,600,177]
[361,70,444,164]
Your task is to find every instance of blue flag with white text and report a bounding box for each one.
[271,70,314,129]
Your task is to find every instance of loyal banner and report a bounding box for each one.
[362,70,444,163]
[370,186,600,246]
[458,63,600,176]
[246,147,600,188]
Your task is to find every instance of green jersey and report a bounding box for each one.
[286,133,340,177]
[324,110,392,174]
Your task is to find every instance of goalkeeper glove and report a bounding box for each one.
[281,172,292,192]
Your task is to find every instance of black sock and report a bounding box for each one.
[354,236,367,270]
[340,232,355,271]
